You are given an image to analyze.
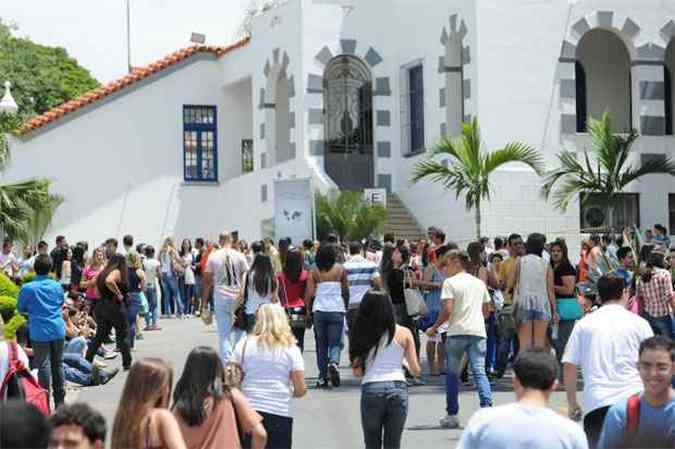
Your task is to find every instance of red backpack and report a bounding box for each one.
[0,342,50,415]
[625,393,641,441]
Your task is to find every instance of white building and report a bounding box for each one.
[4,0,675,252]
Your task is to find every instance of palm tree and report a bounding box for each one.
[315,190,387,241]
[542,113,675,232]
[411,118,545,239]
[0,115,62,242]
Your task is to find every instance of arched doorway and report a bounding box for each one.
[324,55,374,190]
[576,29,632,132]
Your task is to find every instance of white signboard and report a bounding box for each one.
[274,179,313,244]
[364,188,387,208]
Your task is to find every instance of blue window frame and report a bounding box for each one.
[408,65,425,152]
[183,105,218,182]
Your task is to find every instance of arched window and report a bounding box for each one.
[666,41,675,136]
[446,35,464,136]
[575,62,587,133]
[323,55,374,189]
[576,29,632,132]
[274,72,291,163]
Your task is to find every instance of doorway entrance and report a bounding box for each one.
[323,55,374,189]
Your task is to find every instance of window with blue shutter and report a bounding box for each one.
[183,105,218,182]
[408,65,425,152]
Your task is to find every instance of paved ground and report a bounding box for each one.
[70,318,576,449]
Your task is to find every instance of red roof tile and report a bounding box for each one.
[18,38,250,135]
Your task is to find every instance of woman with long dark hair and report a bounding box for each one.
[381,244,422,384]
[112,358,186,449]
[305,244,349,389]
[238,253,278,332]
[173,346,267,449]
[277,248,309,352]
[85,254,133,370]
[549,239,581,370]
[127,253,146,349]
[179,239,196,317]
[350,290,420,449]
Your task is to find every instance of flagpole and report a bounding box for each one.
[126,0,132,73]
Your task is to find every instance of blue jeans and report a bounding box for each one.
[485,312,497,372]
[445,335,493,415]
[64,336,87,355]
[63,353,93,385]
[495,334,518,375]
[361,381,408,449]
[31,339,65,405]
[126,292,142,348]
[641,312,675,339]
[161,273,182,316]
[214,298,235,361]
[313,311,344,381]
[145,287,158,326]
[178,277,194,315]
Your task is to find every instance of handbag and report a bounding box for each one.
[139,292,149,316]
[280,274,306,329]
[496,305,517,340]
[403,269,428,317]
[233,274,250,330]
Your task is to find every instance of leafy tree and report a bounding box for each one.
[316,191,387,242]
[0,18,99,120]
[411,118,545,239]
[542,113,675,232]
[0,18,94,241]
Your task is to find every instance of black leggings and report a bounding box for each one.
[583,406,610,449]
[85,298,132,369]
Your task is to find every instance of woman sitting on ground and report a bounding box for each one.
[112,358,187,449]
[173,346,266,449]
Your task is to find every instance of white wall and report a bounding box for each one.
[222,77,254,181]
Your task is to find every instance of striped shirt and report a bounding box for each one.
[344,255,380,308]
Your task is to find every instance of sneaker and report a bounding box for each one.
[91,365,102,386]
[93,360,107,369]
[102,351,118,360]
[315,379,332,390]
[136,334,144,340]
[100,367,120,385]
[328,363,341,387]
[411,377,426,386]
[439,415,460,429]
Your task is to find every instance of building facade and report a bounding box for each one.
[5,0,675,252]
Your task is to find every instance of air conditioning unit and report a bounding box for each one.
[581,195,609,231]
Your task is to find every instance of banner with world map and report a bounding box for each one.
[274,178,313,244]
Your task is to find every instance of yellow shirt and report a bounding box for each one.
[498,257,518,305]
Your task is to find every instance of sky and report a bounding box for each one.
[2,0,252,83]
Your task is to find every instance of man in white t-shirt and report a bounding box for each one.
[344,241,381,329]
[563,274,653,449]
[426,249,493,429]
[202,230,249,362]
[458,348,588,449]
[0,238,18,279]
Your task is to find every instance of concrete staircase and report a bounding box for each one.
[384,193,427,242]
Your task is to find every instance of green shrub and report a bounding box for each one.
[4,313,26,340]
[0,295,17,322]
[0,273,19,298]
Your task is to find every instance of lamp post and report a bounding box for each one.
[0,81,18,115]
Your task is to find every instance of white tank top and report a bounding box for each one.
[517,255,548,301]
[313,281,345,313]
[362,334,406,384]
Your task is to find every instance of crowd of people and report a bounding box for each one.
[1,223,675,449]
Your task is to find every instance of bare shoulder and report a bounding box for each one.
[394,325,413,345]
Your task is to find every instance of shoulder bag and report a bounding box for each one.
[404,267,428,317]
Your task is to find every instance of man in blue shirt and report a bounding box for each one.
[598,336,675,448]
[614,247,634,291]
[17,254,66,408]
